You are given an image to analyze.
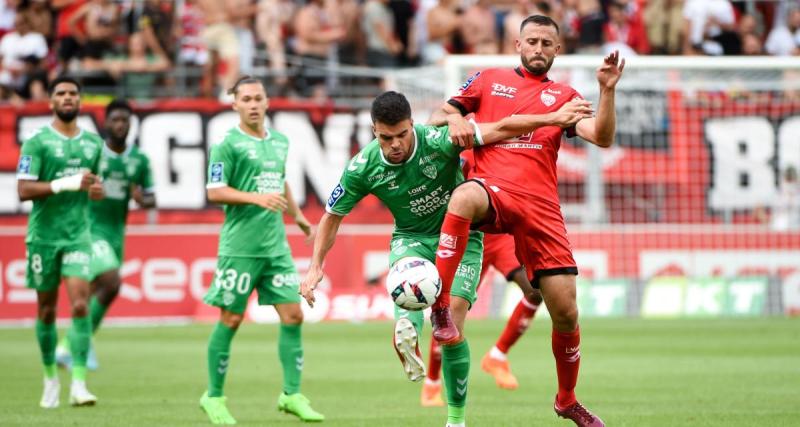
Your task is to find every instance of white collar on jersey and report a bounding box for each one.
[48,124,84,140]
[235,124,271,141]
[379,126,418,167]
[102,141,133,158]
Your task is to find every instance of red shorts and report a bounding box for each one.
[470,178,577,286]
[480,233,523,283]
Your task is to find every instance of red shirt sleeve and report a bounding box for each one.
[564,87,584,138]
[448,71,485,116]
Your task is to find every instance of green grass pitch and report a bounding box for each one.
[0,317,798,426]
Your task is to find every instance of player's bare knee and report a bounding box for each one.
[71,300,89,317]
[221,311,244,329]
[449,182,488,219]
[38,305,57,323]
[278,305,304,325]
[550,305,578,331]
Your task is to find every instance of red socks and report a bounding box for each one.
[426,338,442,382]
[496,298,538,353]
[552,326,581,408]
[434,212,472,309]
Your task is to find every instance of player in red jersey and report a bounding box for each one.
[427,15,624,427]
[421,151,542,406]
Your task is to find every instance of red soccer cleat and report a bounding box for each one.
[430,306,460,344]
[554,397,605,427]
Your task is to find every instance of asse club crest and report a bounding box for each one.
[422,165,437,179]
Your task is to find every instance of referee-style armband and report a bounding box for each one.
[468,118,484,146]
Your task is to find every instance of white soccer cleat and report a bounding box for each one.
[39,377,60,409]
[393,318,426,382]
[69,380,97,406]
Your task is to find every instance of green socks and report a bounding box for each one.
[68,316,91,369]
[393,306,425,337]
[89,297,109,333]
[442,339,470,424]
[35,320,57,378]
[207,322,236,397]
[278,324,303,395]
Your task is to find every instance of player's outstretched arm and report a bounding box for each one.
[477,99,595,145]
[576,50,625,148]
[300,212,344,307]
[284,182,313,242]
[18,171,98,201]
[428,102,476,148]
[207,186,287,211]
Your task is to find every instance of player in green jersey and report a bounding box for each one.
[199,77,324,425]
[55,99,156,371]
[300,91,592,427]
[16,76,106,408]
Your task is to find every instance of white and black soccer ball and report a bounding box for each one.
[386,257,442,311]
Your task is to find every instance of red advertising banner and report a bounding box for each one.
[2,226,798,323]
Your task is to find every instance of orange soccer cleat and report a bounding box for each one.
[420,380,445,407]
[480,353,519,390]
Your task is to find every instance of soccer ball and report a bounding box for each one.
[386,257,442,311]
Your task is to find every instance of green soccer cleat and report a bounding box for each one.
[277,392,325,422]
[199,391,237,425]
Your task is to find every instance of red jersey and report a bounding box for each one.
[449,67,582,205]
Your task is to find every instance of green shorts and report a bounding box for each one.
[26,242,92,291]
[89,238,123,279]
[203,253,302,314]
[389,231,483,307]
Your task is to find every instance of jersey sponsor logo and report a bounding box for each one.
[491,83,517,99]
[541,92,556,107]
[17,155,32,174]
[409,184,427,195]
[327,183,345,208]
[459,71,481,94]
[439,233,457,249]
[348,151,367,171]
[498,142,543,150]
[545,88,562,95]
[422,165,437,179]
[418,152,440,165]
[210,162,224,183]
[409,185,449,216]
[368,170,397,182]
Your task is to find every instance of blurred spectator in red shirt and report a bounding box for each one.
[603,0,649,54]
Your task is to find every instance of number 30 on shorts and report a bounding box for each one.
[214,269,251,294]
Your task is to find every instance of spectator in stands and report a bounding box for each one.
[757,166,800,231]
[740,33,764,55]
[389,0,417,66]
[682,0,738,55]
[68,0,120,67]
[502,0,541,54]
[128,0,173,60]
[335,0,363,66]
[256,0,295,89]
[643,0,683,55]
[421,0,462,65]
[103,31,170,98]
[461,0,498,54]
[175,0,207,66]
[0,0,18,40]
[575,0,605,53]
[25,0,52,41]
[361,0,402,67]
[197,0,240,101]
[0,11,48,99]
[53,0,87,74]
[766,7,800,56]
[293,0,344,98]
[230,0,258,76]
[603,0,649,55]
[558,0,581,53]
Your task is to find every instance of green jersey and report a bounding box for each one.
[90,143,154,247]
[327,124,480,238]
[17,125,103,245]
[206,125,290,257]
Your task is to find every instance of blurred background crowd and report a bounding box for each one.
[0,0,798,104]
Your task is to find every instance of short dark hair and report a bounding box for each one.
[48,75,81,96]
[370,91,412,125]
[105,98,133,117]
[520,14,559,35]
[227,75,264,96]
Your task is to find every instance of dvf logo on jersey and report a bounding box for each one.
[491,83,517,98]
[540,92,556,107]
[210,162,224,183]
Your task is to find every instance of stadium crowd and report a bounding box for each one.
[0,0,798,103]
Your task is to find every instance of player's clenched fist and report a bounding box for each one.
[252,193,288,212]
[446,113,476,148]
[300,267,323,307]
